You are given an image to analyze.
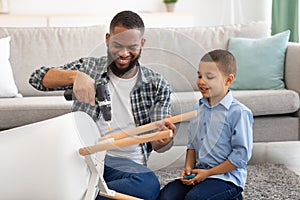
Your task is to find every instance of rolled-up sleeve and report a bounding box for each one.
[29,66,54,91]
[228,109,253,168]
[29,59,83,91]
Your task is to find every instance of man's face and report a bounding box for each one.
[106,26,145,75]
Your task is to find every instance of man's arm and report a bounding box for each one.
[149,76,175,152]
[29,59,96,105]
[42,68,77,88]
[42,69,95,105]
[29,59,83,91]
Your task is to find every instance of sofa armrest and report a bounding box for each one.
[285,42,300,94]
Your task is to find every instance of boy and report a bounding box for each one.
[157,49,253,200]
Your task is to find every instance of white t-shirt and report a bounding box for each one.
[97,69,143,164]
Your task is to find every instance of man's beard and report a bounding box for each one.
[107,49,142,77]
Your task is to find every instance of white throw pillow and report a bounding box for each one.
[0,36,22,97]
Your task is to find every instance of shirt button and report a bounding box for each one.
[200,138,203,141]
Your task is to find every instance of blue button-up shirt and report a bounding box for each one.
[187,91,253,189]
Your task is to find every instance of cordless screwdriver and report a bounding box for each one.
[95,78,112,131]
[64,78,112,131]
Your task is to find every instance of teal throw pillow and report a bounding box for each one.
[228,30,290,90]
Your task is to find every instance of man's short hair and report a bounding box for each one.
[110,10,145,35]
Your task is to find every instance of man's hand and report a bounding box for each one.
[73,71,96,106]
[151,115,176,151]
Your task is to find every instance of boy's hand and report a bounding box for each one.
[180,168,193,184]
[181,169,210,185]
[180,169,189,181]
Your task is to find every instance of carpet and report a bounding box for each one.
[155,163,300,199]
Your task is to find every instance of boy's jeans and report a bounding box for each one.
[95,155,160,200]
[157,178,243,200]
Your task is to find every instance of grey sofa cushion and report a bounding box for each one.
[232,90,299,116]
[0,96,72,129]
[171,92,201,115]
[171,89,299,118]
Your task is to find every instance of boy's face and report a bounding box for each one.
[106,26,145,74]
[197,61,232,106]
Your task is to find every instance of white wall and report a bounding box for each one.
[6,0,272,26]
[176,0,272,26]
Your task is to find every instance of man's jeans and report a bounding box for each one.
[95,155,160,200]
[157,178,243,200]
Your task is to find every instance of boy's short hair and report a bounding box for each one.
[110,10,145,35]
[201,49,236,76]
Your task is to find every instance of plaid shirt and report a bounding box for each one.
[29,56,171,164]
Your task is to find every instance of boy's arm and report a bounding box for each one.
[180,149,196,185]
[205,159,237,176]
[184,149,196,171]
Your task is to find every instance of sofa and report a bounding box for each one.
[0,21,299,147]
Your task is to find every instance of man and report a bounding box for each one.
[29,10,176,200]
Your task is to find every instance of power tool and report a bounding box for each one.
[64,78,112,130]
